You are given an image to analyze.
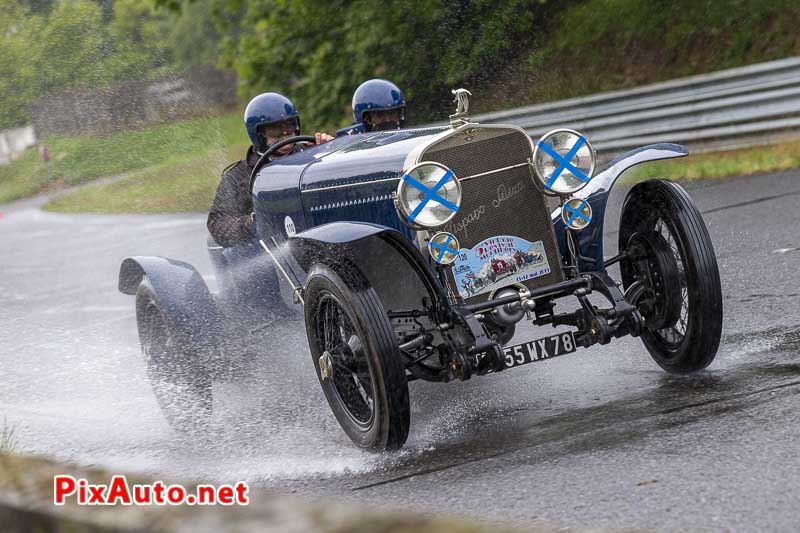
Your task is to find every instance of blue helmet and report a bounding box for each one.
[352,79,406,132]
[244,92,300,153]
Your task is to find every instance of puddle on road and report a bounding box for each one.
[4,308,800,488]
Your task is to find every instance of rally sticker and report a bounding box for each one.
[284,216,296,237]
[452,235,551,299]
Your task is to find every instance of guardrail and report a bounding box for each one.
[474,56,800,157]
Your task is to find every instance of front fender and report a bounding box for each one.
[118,256,220,352]
[551,143,689,270]
[288,222,449,316]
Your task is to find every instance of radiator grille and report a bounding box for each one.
[423,128,565,303]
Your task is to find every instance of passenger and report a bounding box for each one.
[336,79,407,136]
[207,92,333,315]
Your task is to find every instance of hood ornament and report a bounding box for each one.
[449,88,472,127]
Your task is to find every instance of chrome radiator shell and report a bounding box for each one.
[417,125,566,303]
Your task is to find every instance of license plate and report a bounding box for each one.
[502,331,577,369]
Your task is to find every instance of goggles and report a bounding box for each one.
[259,118,299,139]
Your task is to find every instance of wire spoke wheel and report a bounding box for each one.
[304,264,410,450]
[619,180,723,374]
[316,295,375,427]
[136,279,212,433]
[652,217,689,346]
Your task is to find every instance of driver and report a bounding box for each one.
[206,93,332,318]
[336,79,406,136]
[207,92,333,247]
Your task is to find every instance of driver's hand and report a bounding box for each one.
[315,132,334,145]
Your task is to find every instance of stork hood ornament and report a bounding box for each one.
[449,88,472,127]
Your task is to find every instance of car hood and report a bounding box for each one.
[299,127,448,191]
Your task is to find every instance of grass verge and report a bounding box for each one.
[43,144,247,213]
[623,140,800,183]
[0,111,244,205]
[1,417,16,453]
[44,139,800,214]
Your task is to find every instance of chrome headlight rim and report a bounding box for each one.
[531,128,596,197]
[395,161,462,229]
[561,196,593,230]
[427,231,460,265]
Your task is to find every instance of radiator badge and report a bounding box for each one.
[452,235,551,299]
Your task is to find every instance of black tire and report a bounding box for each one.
[135,279,212,432]
[304,264,410,450]
[619,179,722,374]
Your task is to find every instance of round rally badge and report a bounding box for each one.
[284,216,296,237]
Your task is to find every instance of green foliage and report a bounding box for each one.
[105,0,171,80]
[164,0,225,70]
[36,0,108,93]
[0,2,43,128]
[481,0,800,109]
[215,0,540,130]
[0,0,218,130]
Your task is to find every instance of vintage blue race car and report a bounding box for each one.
[118,90,723,450]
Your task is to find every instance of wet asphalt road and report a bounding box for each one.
[2,170,800,531]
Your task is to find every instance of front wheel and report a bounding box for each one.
[304,265,410,450]
[619,179,722,374]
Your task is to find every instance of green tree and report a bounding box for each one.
[105,0,172,81]
[163,0,226,70]
[0,1,43,128]
[207,0,539,130]
[0,0,199,129]
[34,0,109,94]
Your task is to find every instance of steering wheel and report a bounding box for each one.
[249,135,317,191]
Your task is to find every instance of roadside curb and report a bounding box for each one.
[0,452,556,533]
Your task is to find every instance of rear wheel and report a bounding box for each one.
[304,265,410,450]
[619,179,722,374]
[136,279,212,432]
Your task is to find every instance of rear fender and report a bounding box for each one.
[288,222,449,318]
[118,256,220,353]
[550,143,689,270]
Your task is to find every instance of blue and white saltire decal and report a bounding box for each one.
[563,199,591,227]
[429,232,459,264]
[401,169,460,222]
[536,136,592,190]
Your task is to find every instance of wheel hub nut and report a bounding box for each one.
[319,351,333,380]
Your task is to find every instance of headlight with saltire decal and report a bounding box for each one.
[395,162,462,228]
[532,129,595,196]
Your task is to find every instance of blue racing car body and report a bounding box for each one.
[119,90,721,451]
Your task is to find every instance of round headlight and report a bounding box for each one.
[396,162,462,228]
[428,231,460,265]
[532,129,595,196]
[561,197,593,230]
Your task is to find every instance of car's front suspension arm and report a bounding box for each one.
[464,276,590,315]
